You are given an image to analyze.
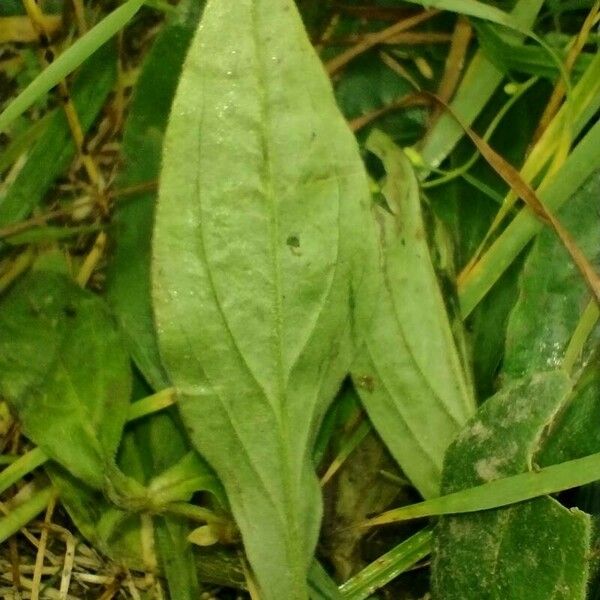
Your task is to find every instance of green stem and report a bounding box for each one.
[128,387,177,421]
[165,502,229,525]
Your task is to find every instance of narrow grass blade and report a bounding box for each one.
[339,528,432,600]
[0,43,117,229]
[308,561,344,600]
[0,0,143,131]
[459,117,600,317]
[0,447,47,496]
[365,449,600,526]
[0,485,54,545]
[419,0,544,169]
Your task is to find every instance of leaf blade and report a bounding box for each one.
[0,271,131,490]
[352,131,474,498]
[152,0,379,597]
[432,371,591,600]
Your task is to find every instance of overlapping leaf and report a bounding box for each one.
[432,371,591,599]
[504,171,600,379]
[152,0,379,597]
[0,271,131,490]
[105,2,210,596]
[352,131,475,499]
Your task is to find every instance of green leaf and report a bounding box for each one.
[352,131,474,499]
[432,371,591,600]
[152,0,379,596]
[105,4,208,596]
[538,367,600,467]
[503,171,600,379]
[0,271,131,490]
[106,0,204,391]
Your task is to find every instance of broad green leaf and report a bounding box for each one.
[432,371,591,600]
[105,4,209,596]
[0,271,131,490]
[0,43,116,230]
[503,171,600,379]
[152,0,379,597]
[352,131,474,499]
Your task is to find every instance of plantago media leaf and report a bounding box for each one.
[152,0,379,597]
[0,271,131,490]
[432,371,592,600]
[352,131,475,498]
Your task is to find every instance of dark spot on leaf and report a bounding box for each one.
[400,238,406,246]
[355,375,375,393]
[287,235,300,248]
[63,305,77,318]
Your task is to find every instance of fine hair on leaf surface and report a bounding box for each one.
[152,0,379,597]
[1,1,599,598]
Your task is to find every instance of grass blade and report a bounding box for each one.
[339,528,432,600]
[365,449,600,526]
[0,0,143,131]
[459,117,600,317]
[0,485,54,545]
